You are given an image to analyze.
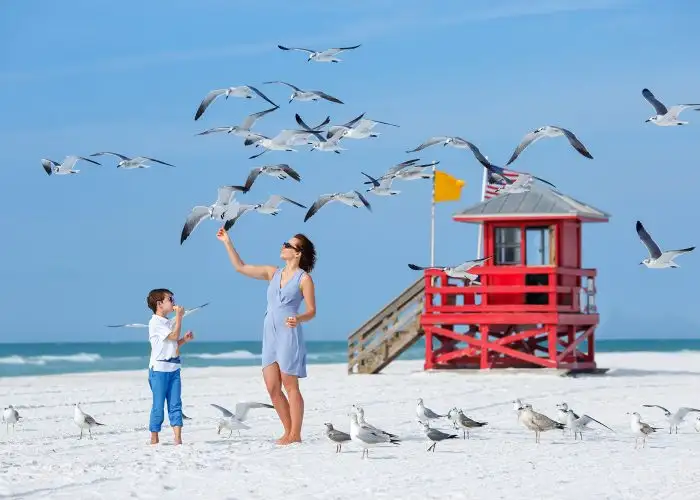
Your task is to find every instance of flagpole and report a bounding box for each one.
[430,162,436,267]
[476,165,487,259]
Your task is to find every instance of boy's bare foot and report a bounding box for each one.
[150,432,160,445]
[174,439,182,445]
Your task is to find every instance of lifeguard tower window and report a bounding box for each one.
[494,227,521,265]
[525,227,551,266]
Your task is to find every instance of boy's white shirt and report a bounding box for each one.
[148,314,180,372]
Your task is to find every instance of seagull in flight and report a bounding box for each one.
[277,44,361,63]
[106,303,210,328]
[642,88,700,126]
[360,158,424,184]
[89,152,175,169]
[408,257,491,285]
[181,186,241,244]
[231,164,301,193]
[304,191,371,222]
[364,160,436,185]
[636,220,694,269]
[41,156,101,175]
[263,81,344,104]
[194,85,277,121]
[361,172,400,196]
[505,126,593,166]
[295,113,347,153]
[223,195,307,230]
[327,113,399,140]
[243,129,320,160]
[195,106,279,140]
[210,402,274,438]
[642,404,700,433]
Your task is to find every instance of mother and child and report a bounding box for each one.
[145,228,317,446]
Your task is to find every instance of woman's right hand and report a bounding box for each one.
[216,227,231,243]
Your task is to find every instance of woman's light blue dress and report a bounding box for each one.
[262,268,308,378]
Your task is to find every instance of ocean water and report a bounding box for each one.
[1,338,699,378]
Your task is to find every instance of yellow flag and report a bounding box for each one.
[433,169,466,203]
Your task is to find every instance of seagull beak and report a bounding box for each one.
[644,119,650,122]
[639,261,643,265]
[289,98,293,104]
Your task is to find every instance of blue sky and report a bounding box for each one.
[1,0,698,342]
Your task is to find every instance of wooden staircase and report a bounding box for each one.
[347,277,426,374]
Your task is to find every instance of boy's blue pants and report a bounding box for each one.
[148,368,183,432]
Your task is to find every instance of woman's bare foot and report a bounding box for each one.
[275,432,290,444]
[278,435,301,445]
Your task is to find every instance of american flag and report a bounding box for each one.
[483,169,522,200]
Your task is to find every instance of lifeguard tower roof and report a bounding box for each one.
[453,183,610,223]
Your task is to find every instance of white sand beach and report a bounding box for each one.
[2,351,700,500]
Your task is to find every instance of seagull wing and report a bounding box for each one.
[329,429,351,441]
[217,186,237,206]
[106,323,148,328]
[353,190,372,211]
[675,407,700,419]
[279,164,302,182]
[223,206,254,231]
[247,85,278,108]
[184,302,210,316]
[234,401,274,421]
[210,403,234,418]
[323,44,362,55]
[453,256,492,272]
[195,89,227,121]
[262,80,303,92]
[277,45,315,54]
[505,130,543,166]
[554,127,594,160]
[408,263,438,271]
[244,133,267,146]
[578,414,614,432]
[406,136,449,153]
[73,156,102,166]
[315,91,344,104]
[636,221,663,259]
[277,195,307,209]
[641,88,668,115]
[140,157,176,167]
[90,151,130,161]
[241,106,279,130]
[667,104,700,118]
[642,404,670,414]
[84,414,103,426]
[236,168,262,192]
[304,195,333,222]
[659,247,696,263]
[180,206,210,245]
[427,428,456,440]
[459,140,493,169]
[368,118,399,127]
[196,127,233,136]
[361,171,380,186]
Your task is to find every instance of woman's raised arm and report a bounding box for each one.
[216,227,276,281]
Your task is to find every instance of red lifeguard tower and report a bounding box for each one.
[421,183,610,372]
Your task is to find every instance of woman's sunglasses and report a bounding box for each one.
[282,242,300,252]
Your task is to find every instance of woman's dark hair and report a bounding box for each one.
[293,233,316,273]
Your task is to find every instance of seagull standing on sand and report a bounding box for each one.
[505,126,593,165]
[231,164,302,193]
[361,172,400,196]
[223,195,307,230]
[277,44,361,63]
[513,399,525,421]
[349,412,399,459]
[194,85,277,120]
[636,221,695,269]
[89,152,175,169]
[641,88,700,126]
[41,156,101,176]
[416,398,446,424]
[566,410,614,440]
[195,106,279,140]
[517,404,565,443]
[210,402,274,438]
[304,191,372,222]
[447,408,488,439]
[263,81,344,104]
[107,303,210,328]
[556,402,579,435]
[181,186,241,244]
[420,422,458,452]
[642,404,700,434]
[407,257,491,285]
[3,405,20,432]
[352,405,400,440]
[73,404,105,440]
[627,412,661,448]
[324,422,351,453]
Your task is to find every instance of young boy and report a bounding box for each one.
[146,288,194,445]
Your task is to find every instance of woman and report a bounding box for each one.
[216,227,317,445]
